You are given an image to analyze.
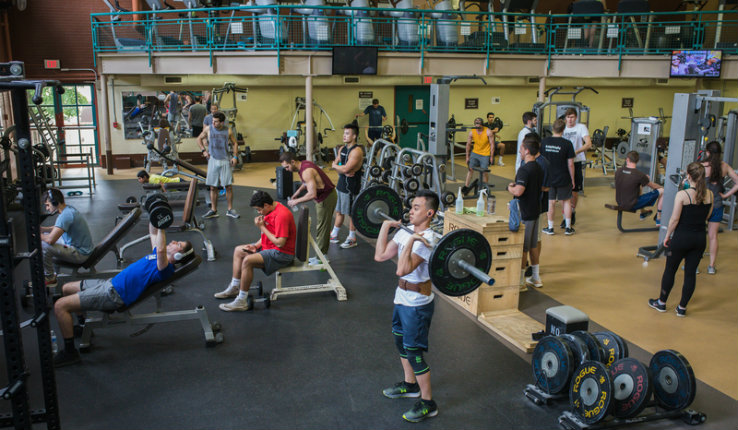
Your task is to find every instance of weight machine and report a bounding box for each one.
[638,90,738,261]
[533,87,597,138]
[279,97,336,163]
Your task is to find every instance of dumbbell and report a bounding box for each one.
[144,193,174,229]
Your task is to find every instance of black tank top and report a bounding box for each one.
[675,191,711,233]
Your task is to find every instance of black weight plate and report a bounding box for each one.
[610,358,653,418]
[401,208,410,223]
[411,163,423,176]
[126,196,138,204]
[402,166,411,178]
[594,331,623,368]
[532,336,575,395]
[381,170,392,183]
[571,331,607,364]
[404,178,419,192]
[611,333,629,359]
[441,191,455,206]
[428,229,491,297]
[369,165,382,178]
[570,360,613,424]
[561,334,591,365]
[351,185,404,239]
[404,194,415,209]
[649,350,696,411]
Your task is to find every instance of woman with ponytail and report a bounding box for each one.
[649,162,713,317]
[701,141,738,274]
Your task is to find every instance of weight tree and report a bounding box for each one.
[0,62,63,429]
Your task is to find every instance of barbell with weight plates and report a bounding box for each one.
[351,185,494,296]
[143,193,174,229]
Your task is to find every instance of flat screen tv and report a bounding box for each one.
[670,50,722,78]
[332,47,378,75]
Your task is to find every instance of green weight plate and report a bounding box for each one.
[351,185,404,239]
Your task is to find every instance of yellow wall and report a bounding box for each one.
[105,76,736,155]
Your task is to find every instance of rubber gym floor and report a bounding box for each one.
[2,158,736,429]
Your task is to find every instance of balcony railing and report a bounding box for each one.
[90,5,737,68]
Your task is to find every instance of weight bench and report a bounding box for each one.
[270,207,347,302]
[466,166,493,198]
[604,204,659,233]
[120,179,216,261]
[78,255,224,351]
[55,208,143,284]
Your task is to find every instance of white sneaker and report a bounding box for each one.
[219,298,250,312]
[214,285,239,299]
[329,234,340,244]
[340,238,358,249]
[308,256,329,266]
[497,159,505,166]
[525,276,543,288]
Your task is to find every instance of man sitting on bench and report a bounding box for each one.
[213,191,296,312]
[52,224,194,368]
[615,151,663,223]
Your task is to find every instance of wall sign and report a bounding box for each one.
[465,98,479,109]
[621,98,634,108]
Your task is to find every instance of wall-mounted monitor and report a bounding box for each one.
[670,50,722,78]
[332,47,378,75]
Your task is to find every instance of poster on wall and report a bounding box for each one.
[465,98,479,109]
[359,91,373,110]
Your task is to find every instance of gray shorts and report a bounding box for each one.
[336,190,354,216]
[549,185,573,202]
[522,218,539,252]
[78,279,125,312]
[206,157,233,187]
[468,152,491,170]
[259,249,295,275]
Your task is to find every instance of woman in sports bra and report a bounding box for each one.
[649,162,713,317]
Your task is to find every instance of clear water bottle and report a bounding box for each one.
[50,330,58,354]
[287,197,298,212]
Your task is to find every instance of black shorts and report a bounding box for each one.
[573,161,584,192]
[368,127,382,141]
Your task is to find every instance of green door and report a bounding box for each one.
[395,86,430,149]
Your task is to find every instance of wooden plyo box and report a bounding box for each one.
[443,210,525,247]
[450,285,520,316]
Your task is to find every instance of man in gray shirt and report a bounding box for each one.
[188,97,207,137]
[197,111,240,219]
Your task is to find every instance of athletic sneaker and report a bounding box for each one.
[203,209,218,219]
[541,227,555,235]
[45,275,58,288]
[639,209,653,220]
[219,298,249,312]
[308,256,329,266]
[403,399,438,423]
[329,234,340,244]
[565,227,575,236]
[382,381,420,399]
[648,298,666,312]
[214,285,239,299]
[707,265,716,275]
[226,209,240,219]
[525,276,543,288]
[675,306,687,317]
[560,220,566,229]
[53,349,81,368]
[497,160,505,166]
[340,238,357,249]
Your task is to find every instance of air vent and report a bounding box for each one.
[164,76,183,83]
[656,78,669,85]
[344,76,360,84]
[527,77,540,84]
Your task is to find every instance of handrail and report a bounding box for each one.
[90,5,738,63]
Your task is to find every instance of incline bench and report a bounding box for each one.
[271,207,347,302]
[120,179,216,261]
[55,208,143,283]
[78,255,224,351]
[604,204,659,233]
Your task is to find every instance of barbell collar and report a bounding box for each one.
[456,259,494,286]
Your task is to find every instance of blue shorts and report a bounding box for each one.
[708,206,724,223]
[392,301,435,351]
[632,189,660,210]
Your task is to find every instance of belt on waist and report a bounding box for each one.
[398,278,432,296]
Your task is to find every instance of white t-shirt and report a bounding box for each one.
[392,228,435,307]
[563,123,590,163]
[516,126,535,173]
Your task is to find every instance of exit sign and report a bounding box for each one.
[423,76,433,84]
[44,59,60,69]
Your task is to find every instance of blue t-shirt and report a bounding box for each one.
[111,248,175,306]
[54,205,93,255]
[203,114,213,127]
[363,105,387,127]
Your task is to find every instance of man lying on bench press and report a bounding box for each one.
[615,151,664,224]
[52,223,194,368]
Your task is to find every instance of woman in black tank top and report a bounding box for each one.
[649,162,713,317]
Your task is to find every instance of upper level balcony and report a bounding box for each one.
[91,2,738,79]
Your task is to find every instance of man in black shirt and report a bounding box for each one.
[507,134,544,289]
[485,112,506,166]
[540,119,576,236]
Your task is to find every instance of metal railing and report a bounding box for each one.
[90,5,738,68]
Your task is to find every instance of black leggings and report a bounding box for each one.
[660,231,706,308]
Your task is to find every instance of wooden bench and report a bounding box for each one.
[604,204,659,233]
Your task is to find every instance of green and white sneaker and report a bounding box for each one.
[403,399,438,423]
[382,381,420,399]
